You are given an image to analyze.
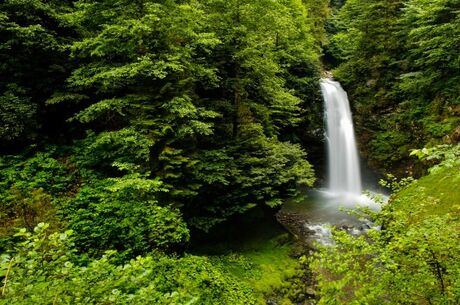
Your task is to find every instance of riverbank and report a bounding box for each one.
[190,212,310,305]
[309,147,460,304]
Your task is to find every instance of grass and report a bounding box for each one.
[214,235,299,305]
[190,212,301,305]
[391,165,460,221]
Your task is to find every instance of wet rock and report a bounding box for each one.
[276,211,312,242]
[299,301,317,305]
[358,223,371,231]
[337,224,352,231]
[266,298,278,305]
[306,287,316,296]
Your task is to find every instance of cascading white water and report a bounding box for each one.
[279,80,382,246]
[279,79,383,246]
[320,79,362,200]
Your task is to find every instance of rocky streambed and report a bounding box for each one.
[276,190,381,249]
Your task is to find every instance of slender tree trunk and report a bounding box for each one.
[149,137,168,177]
[233,73,241,139]
[232,0,242,139]
[429,248,446,295]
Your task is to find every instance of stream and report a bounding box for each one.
[280,189,383,245]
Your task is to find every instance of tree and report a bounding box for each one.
[0,0,74,146]
[54,0,318,231]
[400,0,460,112]
[328,0,460,173]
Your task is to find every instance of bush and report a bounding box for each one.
[311,148,460,304]
[0,150,75,241]
[63,174,189,258]
[0,223,255,305]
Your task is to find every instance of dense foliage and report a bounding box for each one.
[0,223,255,305]
[1,0,459,304]
[0,0,75,144]
[0,0,326,303]
[326,0,460,174]
[0,0,322,251]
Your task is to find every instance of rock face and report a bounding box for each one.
[274,210,321,305]
[276,210,331,250]
[276,210,311,243]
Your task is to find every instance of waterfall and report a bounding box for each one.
[277,80,380,246]
[320,79,362,199]
[277,79,381,247]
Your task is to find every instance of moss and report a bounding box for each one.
[391,165,460,221]
[192,216,302,305]
[422,116,460,138]
[213,235,299,305]
[368,130,410,163]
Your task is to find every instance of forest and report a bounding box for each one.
[0,0,459,304]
